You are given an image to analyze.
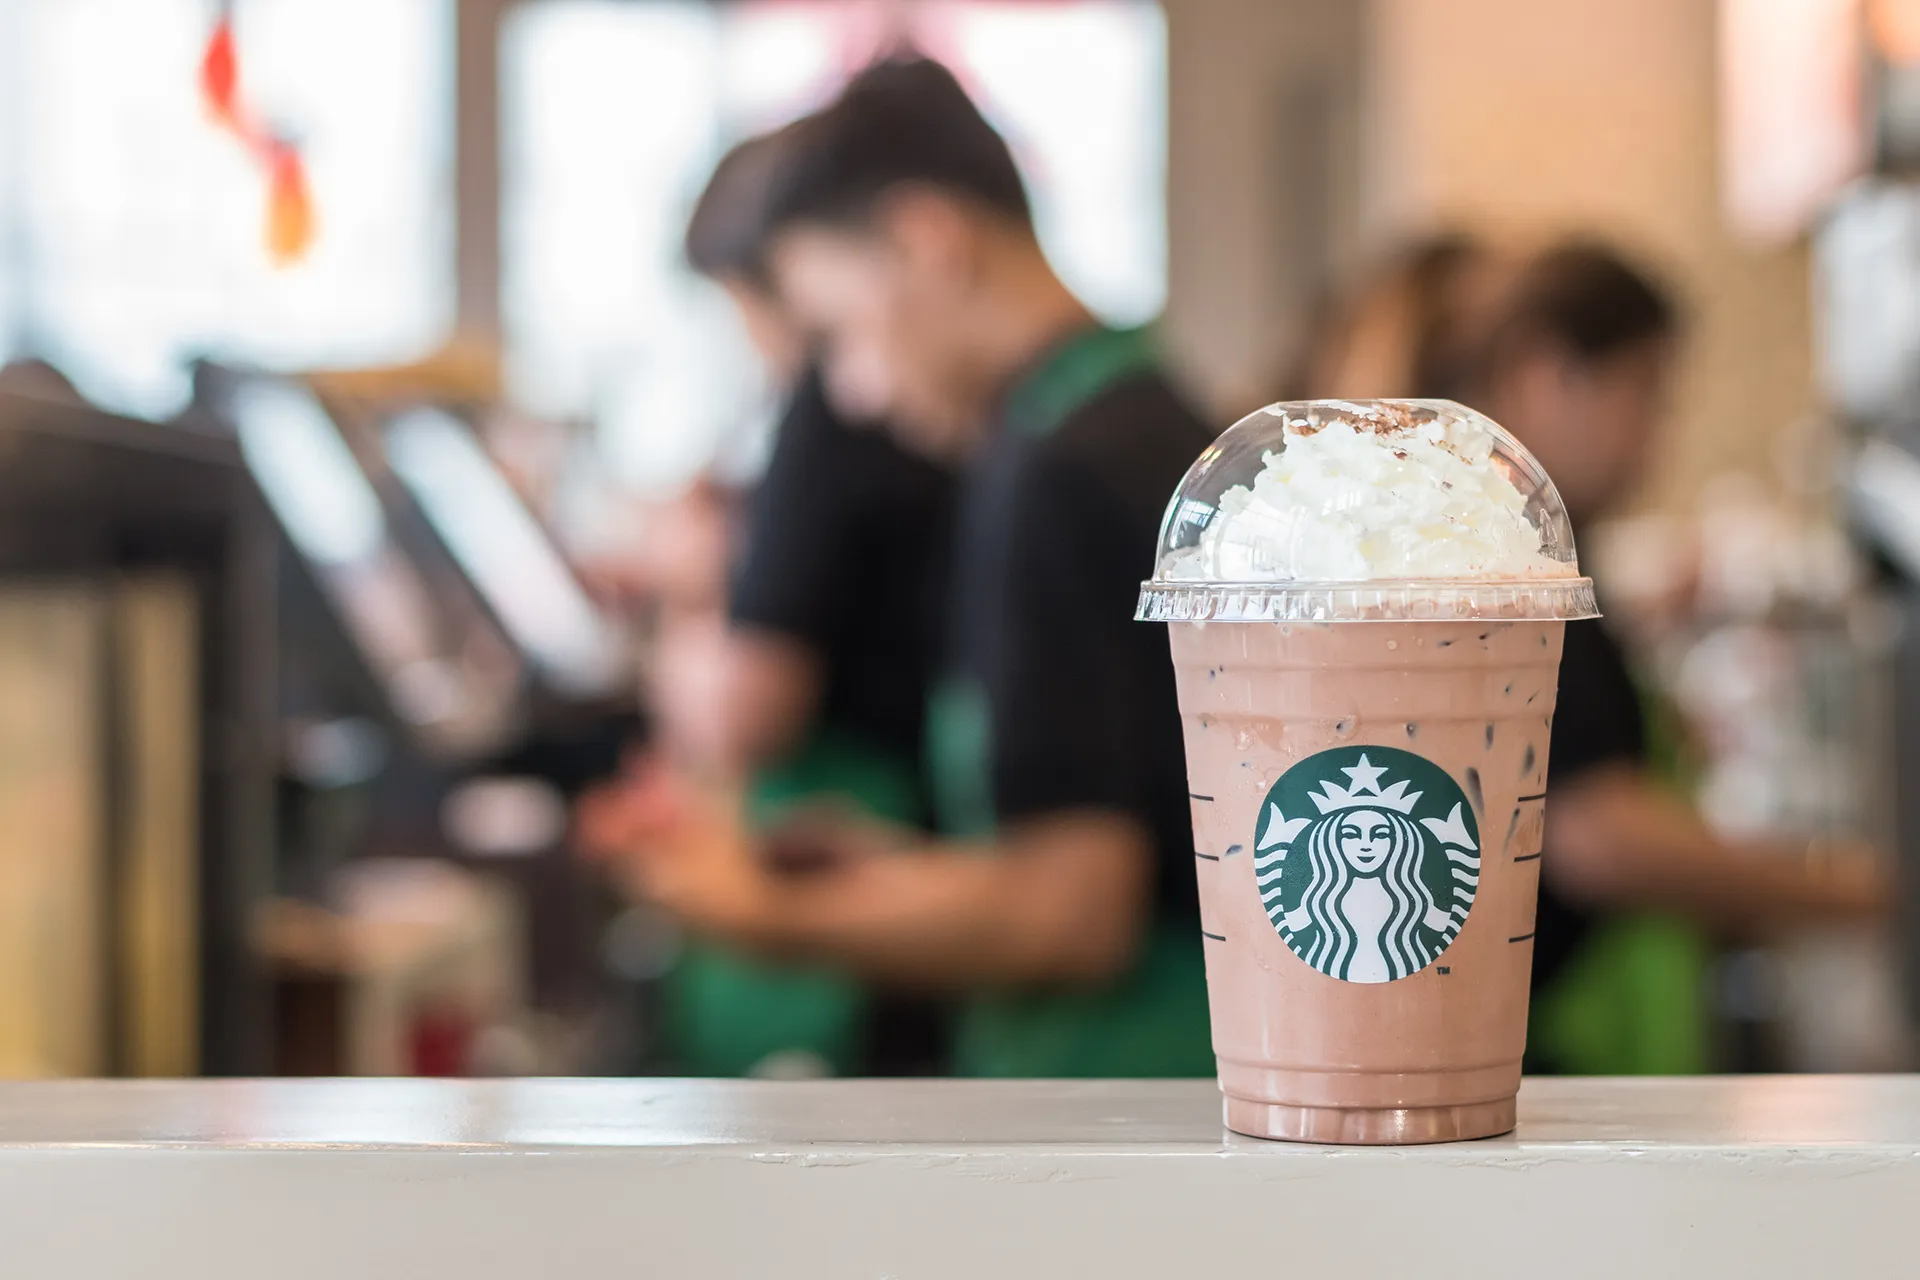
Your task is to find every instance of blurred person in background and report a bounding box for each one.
[1461,243,1889,1073]
[579,125,955,1076]
[653,129,954,805]
[1279,232,1497,402]
[598,57,1216,1077]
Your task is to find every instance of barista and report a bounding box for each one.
[603,58,1218,1077]
[1464,244,1887,1071]
[580,125,954,1076]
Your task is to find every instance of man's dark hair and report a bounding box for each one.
[1489,242,1679,367]
[761,57,1031,236]
[684,128,791,288]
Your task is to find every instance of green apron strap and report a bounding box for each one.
[932,324,1211,1077]
[925,324,1166,841]
[925,677,994,839]
[1002,325,1162,439]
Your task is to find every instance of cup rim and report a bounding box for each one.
[1134,577,1599,624]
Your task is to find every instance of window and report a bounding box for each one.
[0,0,454,418]
[502,0,1167,492]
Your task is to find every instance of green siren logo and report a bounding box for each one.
[1254,746,1479,983]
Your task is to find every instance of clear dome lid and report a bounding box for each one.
[1136,399,1597,623]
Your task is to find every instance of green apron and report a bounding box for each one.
[957,921,1214,1078]
[928,325,1215,1079]
[1528,915,1709,1075]
[662,725,923,1077]
[1526,676,1710,1075]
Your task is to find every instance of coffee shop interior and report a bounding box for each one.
[0,0,1917,1088]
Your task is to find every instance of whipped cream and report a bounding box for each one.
[1168,401,1573,583]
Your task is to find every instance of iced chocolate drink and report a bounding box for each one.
[1136,400,1596,1144]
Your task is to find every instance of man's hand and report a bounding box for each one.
[578,763,1158,989]
[630,786,780,946]
[573,754,673,875]
[577,760,784,945]
[745,811,1155,989]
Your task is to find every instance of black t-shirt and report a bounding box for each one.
[728,369,953,766]
[939,340,1214,925]
[1531,616,1648,1011]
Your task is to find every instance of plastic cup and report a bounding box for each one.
[1136,399,1597,1144]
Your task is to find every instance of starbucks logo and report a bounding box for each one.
[1254,746,1479,983]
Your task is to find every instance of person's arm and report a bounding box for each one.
[708,628,822,767]
[1543,762,1887,929]
[628,445,1164,988]
[790,447,1168,987]
[740,814,1153,988]
[646,613,821,775]
[648,378,847,773]
[602,768,1153,988]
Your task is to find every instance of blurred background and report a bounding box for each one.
[0,0,1916,1080]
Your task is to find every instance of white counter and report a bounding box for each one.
[2,1076,1917,1277]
